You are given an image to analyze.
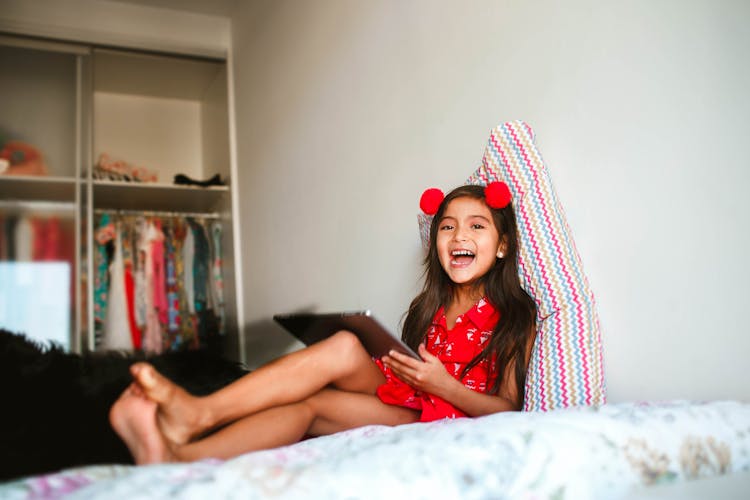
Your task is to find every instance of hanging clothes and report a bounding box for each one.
[176,220,198,349]
[141,219,163,354]
[1,212,75,350]
[102,222,133,350]
[31,217,60,260]
[94,214,115,348]
[164,221,180,333]
[14,216,32,261]
[133,216,148,330]
[188,218,211,347]
[115,215,140,347]
[210,220,225,336]
[151,219,168,329]
[0,215,6,259]
[3,216,18,259]
[189,218,210,313]
[182,225,195,315]
[95,212,224,354]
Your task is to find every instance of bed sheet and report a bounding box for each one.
[2,400,749,499]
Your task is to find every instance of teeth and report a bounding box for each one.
[451,250,475,257]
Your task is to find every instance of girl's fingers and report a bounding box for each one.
[388,350,421,368]
[383,355,409,374]
[382,356,415,381]
[417,344,438,362]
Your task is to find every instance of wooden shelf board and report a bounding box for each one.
[92,180,227,212]
[0,175,76,202]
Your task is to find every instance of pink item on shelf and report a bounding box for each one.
[94,153,158,183]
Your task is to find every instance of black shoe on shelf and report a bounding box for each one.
[174,173,225,187]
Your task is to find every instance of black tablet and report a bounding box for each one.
[273,310,421,360]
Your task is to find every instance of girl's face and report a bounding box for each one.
[436,196,505,288]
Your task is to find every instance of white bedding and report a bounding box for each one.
[3,400,749,499]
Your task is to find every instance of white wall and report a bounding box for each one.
[230,0,750,404]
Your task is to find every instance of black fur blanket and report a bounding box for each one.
[0,329,248,481]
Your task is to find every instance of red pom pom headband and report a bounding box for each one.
[419,181,512,215]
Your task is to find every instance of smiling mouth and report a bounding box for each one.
[450,249,475,266]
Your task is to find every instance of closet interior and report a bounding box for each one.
[0,34,241,360]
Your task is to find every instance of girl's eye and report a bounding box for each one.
[471,223,485,230]
[440,224,454,231]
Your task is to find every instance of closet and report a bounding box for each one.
[0,34,241,360]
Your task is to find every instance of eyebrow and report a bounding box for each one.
[468,215,491,222]
[439,215,492,223]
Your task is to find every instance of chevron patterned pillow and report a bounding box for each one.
[468,120,606,411]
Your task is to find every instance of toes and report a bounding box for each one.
[130,362,146,377]
[129,383,145,398]
[133,363,175,403]
[139,364,158,389]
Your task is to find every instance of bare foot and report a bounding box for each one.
[109,384,174,464]
[130,362,207,445]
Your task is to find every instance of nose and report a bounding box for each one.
[453,224,468,242]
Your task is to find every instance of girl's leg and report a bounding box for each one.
[130,331,385,444]
[111,393,310,464]
[112,386,419,464]
[173,389,419,462]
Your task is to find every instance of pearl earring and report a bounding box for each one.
[497,251,504,259]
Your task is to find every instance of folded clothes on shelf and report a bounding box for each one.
[94,153,158,183]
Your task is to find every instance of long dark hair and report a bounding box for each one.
[402,185,537,409]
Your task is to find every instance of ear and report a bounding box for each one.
[496,236,508,259]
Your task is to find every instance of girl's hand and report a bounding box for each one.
[382,344,462,397]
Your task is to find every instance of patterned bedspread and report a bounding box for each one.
[2,400,749,499]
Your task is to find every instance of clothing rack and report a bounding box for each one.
[93,208,221,219]
[0,199,77,213]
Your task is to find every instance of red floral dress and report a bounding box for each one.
[376,298,500,422]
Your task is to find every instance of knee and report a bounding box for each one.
[302,391,325,415]
[297,398,317,422]
[331,329,357,344]
[327,330,367,371]
[329,330,361,355]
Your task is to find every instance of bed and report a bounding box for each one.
[2,400,749,499]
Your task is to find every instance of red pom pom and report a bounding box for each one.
[419,188,444,215]
[484,181,511,209]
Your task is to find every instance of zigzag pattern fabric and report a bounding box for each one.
[465,120,606,411]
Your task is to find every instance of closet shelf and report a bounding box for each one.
[0,175,76,203]
[91,180,228,213]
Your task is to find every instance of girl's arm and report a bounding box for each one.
[382,344,521,416]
